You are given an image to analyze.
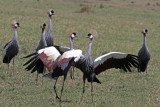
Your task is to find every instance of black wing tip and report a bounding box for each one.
[23,52,37,58]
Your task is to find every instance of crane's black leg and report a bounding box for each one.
[42,67,46,86]
[81,75,86,102]
[8,63,9,73]
[54,77,59,99]
[70,67,75,80]
[91,82,93,103]
[13,58,14,74]
[36,73,38,84]
[7,57,9,73]
[70,69,72,79]
[146,67,148,74]
[72,67,75,80]
[137,65,140,72]
[146,67,148,77]
[59,75,67,102]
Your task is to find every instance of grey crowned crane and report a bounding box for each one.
[24,23,47,81]
[3,21,20,72]
[74,32,139,102]
[35,23,47,82]
[54,28,78,80]
[41,47,82,101]
[36,23,47,51]
[45,9,54,46]
[23,32,81,101]
[138,29,150,73]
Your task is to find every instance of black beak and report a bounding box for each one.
[86,36,89,38]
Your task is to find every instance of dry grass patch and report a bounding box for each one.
[76,4,95,13]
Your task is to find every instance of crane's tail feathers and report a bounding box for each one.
[94,77,101,84]
[43,73,57,80]
[88,77,101,84]
[23,52,37,58]
[43,72,52,79]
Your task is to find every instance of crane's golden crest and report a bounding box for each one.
[67,28,74,36]
[40,24,43,28]
[90,29,98,37]
[11,20,17,26]
[47,9,53,14]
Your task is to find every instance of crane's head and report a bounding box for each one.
[11,21,20,28]
[67,28,77,40]
[40,23,46,29]
[86,33,94,39]
[48,9,55,17]
[86,29,97,41]
[71,32,78,40]
[141,29,148,35]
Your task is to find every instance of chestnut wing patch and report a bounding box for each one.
[38,52,54,71]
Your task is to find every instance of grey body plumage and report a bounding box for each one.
[36,23,47,51]
[34,23,47,83]
[3,21,20,72]
[138,29,150,72]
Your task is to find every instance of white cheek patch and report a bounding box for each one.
[90,35,93,39]
[15,24,18,27]
[49,12,52,15]
[71,34,74,38]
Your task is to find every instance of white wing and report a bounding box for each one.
[57,49,82,66]
[38,46,61,71]
[94,52,138,75]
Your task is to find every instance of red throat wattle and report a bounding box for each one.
[49,16,51,19]
[15,28,17,31]
[90,40,92,43]
[143,33,146,37]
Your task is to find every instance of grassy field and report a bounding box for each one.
[0,0,160,106]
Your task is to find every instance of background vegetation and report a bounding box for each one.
[0,0,160,106]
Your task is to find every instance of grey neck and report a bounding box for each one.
[13,27,18,40]
[85,38,94,56]
[48,16,52,31]
[69,36,73,50]
[42,30,47,46]
[143,34,147,46]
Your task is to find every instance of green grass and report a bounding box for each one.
[0,0,160,106]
